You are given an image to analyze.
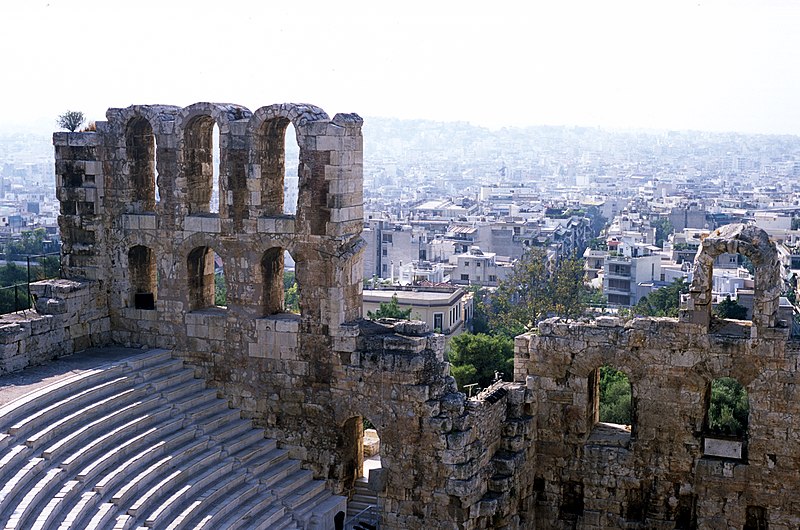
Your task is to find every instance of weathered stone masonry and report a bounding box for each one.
[25,102,800,529]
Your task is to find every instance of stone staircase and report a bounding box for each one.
[0,349,346,529]
[345,477,378,530]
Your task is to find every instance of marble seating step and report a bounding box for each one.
[0,348,346,529]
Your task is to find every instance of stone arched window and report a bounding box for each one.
[128,245,156,309]
[125,117,156,212]
[255,117,298,216]
[183,116,219,215]
[261,248,284,315]
[187,246,223,310]
[261,249,300,316]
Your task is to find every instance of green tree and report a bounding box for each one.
[708,377,749,437]
[599,365,631,424]
[490,248,590,336]
[4,228,48,258]
[367,294,412,320]
[552,255,589,320]
[468,285,491,334]
[585,205,608,237]
[214,273,226,306]
[652,217,674,248]
[633,278,687,317]
[284,271,299,313]
[57,110,85,132]
[714,295,748,320]
[448,333,514,390]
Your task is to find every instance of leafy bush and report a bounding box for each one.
[448,333,514,390]
[708,377,748,437]
[599,365,631,424]
[367,294,411,320]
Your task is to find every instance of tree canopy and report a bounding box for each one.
[714,295,748,320]
[448,333,514,390]
[633,278,687,317]
[707,377,749,437]
[652,217,674,248]
[599,365,631,424]
[490,248,591,336]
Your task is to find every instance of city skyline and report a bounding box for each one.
[2,0,799,135]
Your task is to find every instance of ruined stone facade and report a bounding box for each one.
[22,103,800,529]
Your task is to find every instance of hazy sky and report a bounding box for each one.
[2,0,799,134]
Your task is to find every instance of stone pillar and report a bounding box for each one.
[54,128,108,281]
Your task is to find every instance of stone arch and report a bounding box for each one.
[685,224,781,331]
[107,105,179,213]
[125,117,156,212]
[248,103,330,222]
[186,245,225,311]
[128,245,156,309]
[177,103,252,218]
[566,346,640,438]
[261,247,285,315]
[337,412,385,493]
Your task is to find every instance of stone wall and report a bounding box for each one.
[0,279,109,375]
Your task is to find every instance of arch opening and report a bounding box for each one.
[212,123,220,213]
[187,246,225,310]
[128,245,156,309]
[256,118,299,216]
[125,117,156,212]
[260,248,300,316]
[686,224,781,331]
[703,377,749,460]
[183,115,218,215]
[340,416,383,493]
[589,365,635,441]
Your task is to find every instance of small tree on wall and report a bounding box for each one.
[367,294,412,320]
[57,111,85,132]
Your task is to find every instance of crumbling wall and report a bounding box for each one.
[511,224,800,529]
[0,280,109,375]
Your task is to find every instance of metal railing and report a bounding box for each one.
[346,504,380,530]
[0,252,61,315]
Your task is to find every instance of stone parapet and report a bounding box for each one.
[0,279,110,375]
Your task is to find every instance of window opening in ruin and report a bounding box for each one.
[153,133,160,204]
[283,250,299,314]
[703,377,749,460]
[558,481,584,521]
[284,123,299,215]
[211,123,220,213]
[597,365,632,426]
[129,245,156,310]
[184,115,215,215]
[260,248,299,315]
[213,251,225,306]
[744,506,768,530]
[187,246,225,310]
[340,416,383,497]
[126,117,156,212]
[257,118,299,217]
